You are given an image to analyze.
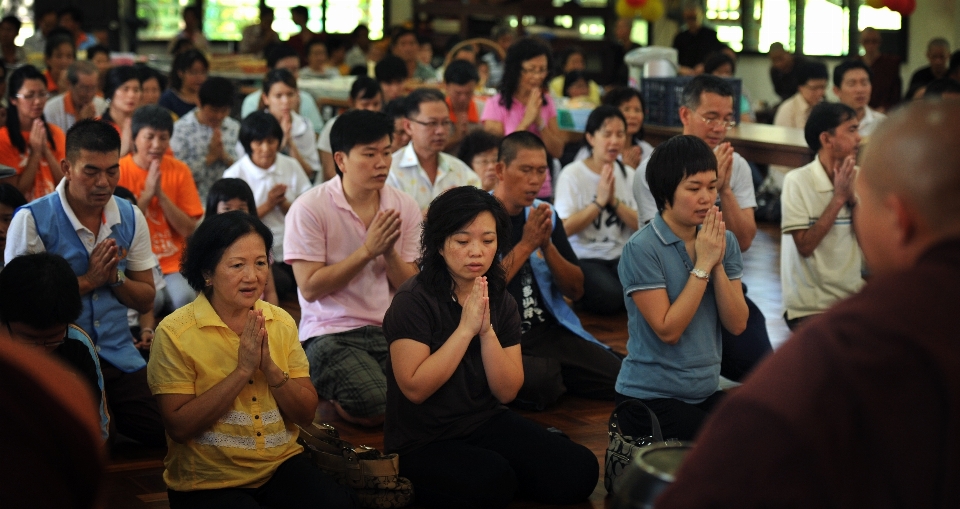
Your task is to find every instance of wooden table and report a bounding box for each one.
[644,123,813,168]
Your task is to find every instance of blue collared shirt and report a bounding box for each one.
[616,212,743,403]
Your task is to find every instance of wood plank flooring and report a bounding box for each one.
[101,223,789,509]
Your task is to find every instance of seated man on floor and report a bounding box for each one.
[44,61,107,132]
[833,60,886,138]
[387,88,481,212]
[0,252,110,441]
[4,119,164,446]
[781,102,863,331]
[492,131,622,410]
[655,95,960,509]
[285,109,420,426]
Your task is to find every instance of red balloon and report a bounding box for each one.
[625,0,645,7]
[883,0,905,12]
[899,0,916,16]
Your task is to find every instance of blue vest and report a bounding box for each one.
[524,199,606,349]
[24,194,146,373]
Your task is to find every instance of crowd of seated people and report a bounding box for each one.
[0,5,959,509]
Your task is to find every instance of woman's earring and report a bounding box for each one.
[205,278,211,287]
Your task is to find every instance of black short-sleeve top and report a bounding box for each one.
[382,276,521,455]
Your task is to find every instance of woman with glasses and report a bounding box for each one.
[0,65,66,200]
[480,38,564,199]
[159,49,208,118]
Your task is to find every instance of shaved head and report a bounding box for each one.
[856,100,960,274]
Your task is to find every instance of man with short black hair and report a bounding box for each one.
[387,88,480,211]
[285,109,420,427]
[781,102,863,330]
[391,27,434,81]
[44,60,107,132]
[375,55,409,103]
[5,119,163,446]
[834,60,886,137]
[443,60,483,153]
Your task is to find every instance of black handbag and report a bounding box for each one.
[604,399,666,494]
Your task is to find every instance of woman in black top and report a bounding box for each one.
[382,186,598,509]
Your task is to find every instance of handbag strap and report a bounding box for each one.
[608,399,664,443]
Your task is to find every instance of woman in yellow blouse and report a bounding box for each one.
[147,211,357,508]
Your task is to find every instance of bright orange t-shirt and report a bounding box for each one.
[118,154,204,275]
[0,124,66,201]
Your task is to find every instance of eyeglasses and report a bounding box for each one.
[473,157,497,166]
[408,118,453,130]
[696,113,737,130]
[15,91,50,102]
[6,323,67,349]
[521,66,549,75]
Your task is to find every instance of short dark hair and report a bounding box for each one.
[419,186,509,302]
[0,253,82,329]
[403,88,446,117]
[584,105,626,137]
[804,102,857,152]
[131,105,174,140]
[680,74,734,110]
[443,59,479,85]
[924,78,960,98]
[86,44,109,62]
[113,185,136,204]
[703,52,736,75]
[238,111,283,155]
[66,60,98,86]
[1,16,22,31]
[330,109,393,177]
[350,75,382,101]
[262,68,298,98]
[796,60,828,86]
[555,46,585,74]
[44,33,75,60]
[205,178,257,219]
[833,60,872,88]
[198,76,234,108]
[383,97,407,120]
[180,211,273,292]
[169,49,208,92]
[290,5,308,18]
[65,119,121,163]
[0,182,27,210]
[390,27,417,48]
[375,55,408,83]
[457,130,500,167]
[603,86,646,143]
[57,6,84,24]
[266,44,299,69]
[498,131,546,166]
[104,66,140,105]
[134,64,167,91]
[562,70,588,97]
[646,135,718,211]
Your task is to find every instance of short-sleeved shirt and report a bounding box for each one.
[147,294,309,492]
[317,115,336,153]
[118,154,204,275]
[0,123,66,200]
[382,277,520,455]
[573,139,654,169]
[241,90,325,136]
[554,160,637,261]
[634,150,757,226]
[158,89,196,118]
[170,110,241,201]
[223,153,313,261]
[235,111,320,178]
[3,178,156,274]
[858,106,886,139]
[43,92,108,133]
[616,212,743,404]
[386,142,482,210]
[283,176,422,341]
[504,209,580,334]
[773,92,814,130]
[780,157,864,320]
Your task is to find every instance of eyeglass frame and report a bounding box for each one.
[15,91,51,102]
[407,117,454,130]
[5,322,68,349]
[694,112,737,130]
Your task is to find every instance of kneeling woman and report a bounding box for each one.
[147,212,356,508]
[383,187,598,509]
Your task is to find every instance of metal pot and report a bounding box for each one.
[610,441,694,509]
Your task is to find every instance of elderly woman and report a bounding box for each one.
[147,212,356,508]
[383,186,598,509]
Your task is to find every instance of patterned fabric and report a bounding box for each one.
[304,326,388,419]
[386,142,482,210]
[170,110,240,202]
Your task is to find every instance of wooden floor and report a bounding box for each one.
[102,224,789,509]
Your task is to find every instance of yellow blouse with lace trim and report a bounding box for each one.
[147,293,311,491]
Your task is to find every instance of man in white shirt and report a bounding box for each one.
[387,88,481,212]
[781,102,864,331]
[43,61,107,133]
[833,60,886,138]
[23,9,57,54]
[774,60,828,130]
[238,6,280,56]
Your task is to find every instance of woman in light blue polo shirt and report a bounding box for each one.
[616,135,749,440]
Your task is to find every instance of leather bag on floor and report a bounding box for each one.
[604,399,668,494]
[297,422,414,508]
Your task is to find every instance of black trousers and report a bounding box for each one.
[516,321,622,410]
[578,258,626,315]
[168,454,357,509]
[720,291,773,382]
[400,410,598,509]
[99,360,166,447]
[614,391,726,441]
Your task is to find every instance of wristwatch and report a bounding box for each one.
[690,268,710,281]
[110,269,126,287]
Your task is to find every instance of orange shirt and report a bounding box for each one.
[118,154,204,275]
[0,124,66,201]
[447,97,480,124]
[44,69,58,94]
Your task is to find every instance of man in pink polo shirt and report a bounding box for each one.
[285,109,421,427]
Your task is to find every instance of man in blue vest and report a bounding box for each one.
[4,119,164,446]
[492,131,622,410]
